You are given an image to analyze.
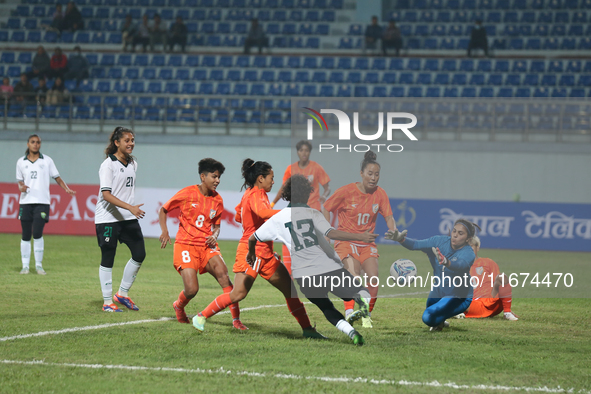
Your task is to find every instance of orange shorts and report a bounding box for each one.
[233,243,280,280]
[465,298,503,318]
[334,241,379,263]
[173,243,222,275]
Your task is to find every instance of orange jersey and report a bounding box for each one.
[162,185,223,247]
[283,161,330,211]
[470,257,501,300]
[235,186,277,259]
[323,183,392,235]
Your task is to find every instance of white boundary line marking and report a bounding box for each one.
[1,359,588,393]
[0,293,430,343]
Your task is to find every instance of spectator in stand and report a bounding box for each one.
[49,47,68,80]
[62,1,84,32]
[26,46,51,82]
[1,77,14,106]
[364,16,382,54]
[133,15,151,53]
[13,73,35,104]
[35,77,49,105]
[64,46,89,86]
[121,14,138,52]
[168,16,188,53]
[467,19,489,57]
[382,20,402,56]
[47,77,70,105]
[150,14,168,52]
[244,18,268,54]
[41,3,64,33]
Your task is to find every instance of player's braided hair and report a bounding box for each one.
[105,126,135,163]
[282,174,313,204]
[361,150,380,171]
[25,134,40,156]
[454,219,482,239]
[241,158,272,191]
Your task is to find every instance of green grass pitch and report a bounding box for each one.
[0,233,590,393]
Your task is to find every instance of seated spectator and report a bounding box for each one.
[64,46,89,86]
[35,77,49,104]
[13,73,35,104]
[169,16,188,53]
[382,20,402,56]
[133,15,151,53]
[244,18,268,54]
[47,77,70,105]
[150,14,168,52]
[62,1,84,32]
[26,46,51,81]
[1,77,14,106]
[49,47,68,80]
[121,14,138,52]
[468,20,489,57]
[41,3,64,33]
[364,16,382,54]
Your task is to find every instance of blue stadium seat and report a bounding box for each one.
[243,70,258,82]
[285,83,300,96]
[390,86,405,97]
[295,71,310,82]
[113,81,128,93]
[469,74,485,85]
[479,87,494,97]
[434,73,450,84]
[278,71,292,82]
[533,87,549,97]
[302,84,317,96]
[541,74,557,86]
[337,84,351,97]
[329,71,344,83]
[261,70,275,82]
[312,71,327,83]
[523,74,539,86]
[364,72,378,84]
[346,71,361,83]
[487,74,502,85]
[124,68,139,79]
[209,69,224,81]
[525,38,541,50]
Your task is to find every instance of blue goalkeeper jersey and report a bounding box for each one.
[400,235,475,299]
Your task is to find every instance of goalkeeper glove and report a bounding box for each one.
[432,247,449,267]
[385,229,407,242]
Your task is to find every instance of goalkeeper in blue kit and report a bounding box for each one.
[386,220,479,331]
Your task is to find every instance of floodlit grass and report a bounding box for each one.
[1,234,590,393]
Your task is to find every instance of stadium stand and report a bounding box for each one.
[0,0,589,133]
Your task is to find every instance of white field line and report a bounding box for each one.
[1,359,588,394]
[0,303,289,342]
[0,293,429,343]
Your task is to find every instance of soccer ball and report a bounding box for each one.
[390,259,417,285]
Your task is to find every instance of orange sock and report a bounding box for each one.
[498,284,512,313]
[177,290,190,309]
[343,300,355,311]
[367,285,379,313]
[223,286,240,320]
[201,293,232,319]
[285,298,311,329]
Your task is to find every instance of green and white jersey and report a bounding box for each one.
[95,155,138,224]
[254,205,343,279]
[16,154,60,205]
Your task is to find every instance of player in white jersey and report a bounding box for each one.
[249,175,377,346]
[16,134,75,275]
[95,127,146,313]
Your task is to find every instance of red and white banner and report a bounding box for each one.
[0,182,285,240]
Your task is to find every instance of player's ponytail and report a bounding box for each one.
[241,158,272,190]
[105,126,135,164]
[454,219,482,240]
[361,150,380,171]
[25,134,40,156]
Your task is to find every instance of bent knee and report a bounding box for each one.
[422,310,437,327]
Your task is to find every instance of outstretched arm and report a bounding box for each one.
[55,176,75,196]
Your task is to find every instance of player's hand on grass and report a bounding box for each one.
[246,251,256,267]
[385,229,407,242]
[129,203,145,219]
[432,247,449,267]
[159,232,171,249]
[360,230,379,244]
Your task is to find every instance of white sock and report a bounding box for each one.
[336,319,356,339]
[33,237,44,268]
[345,309,354,319]
[119,258,141,297]
[21,240,31,269]
[99,266,113,305]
